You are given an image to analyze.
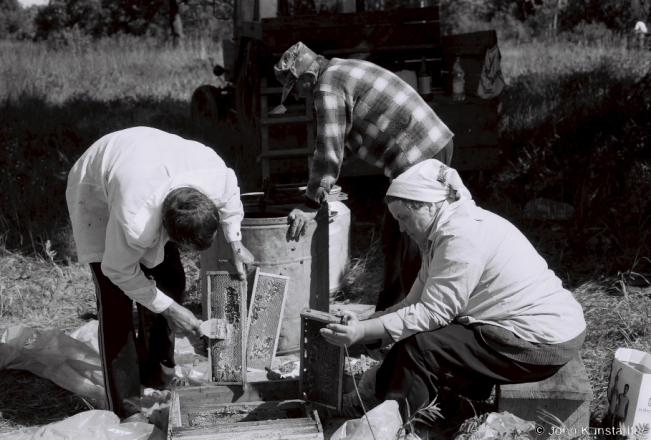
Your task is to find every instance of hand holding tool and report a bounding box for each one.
[199,318,229,339]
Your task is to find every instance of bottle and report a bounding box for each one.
[418,57,432,100]
[452,57,465,101]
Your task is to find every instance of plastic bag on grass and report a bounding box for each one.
[0,321,105,402]
[454,412,537,440]
[331,400,403,440]
[0,410,161,440]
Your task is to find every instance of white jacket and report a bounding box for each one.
[380,199,586,345]
[66,127,243,313]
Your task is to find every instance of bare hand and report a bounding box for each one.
[230,241,255,280]
[287,205,319,240]
[320,312,364,347]
[161,302,202,337]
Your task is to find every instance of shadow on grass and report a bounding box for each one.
[0,92,244,259]
[483,63,651,284]
[0,370,96,433]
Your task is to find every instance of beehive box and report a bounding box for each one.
[299,309,345,412]
[168,394,324,440]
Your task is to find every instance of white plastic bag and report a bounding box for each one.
[454,412,537,440]
[0,321,105,402]
[0,410,161,440]
[331,400,403,440]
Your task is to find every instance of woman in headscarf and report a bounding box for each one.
[321,159,586,418]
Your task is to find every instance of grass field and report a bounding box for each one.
[1,37,651,435]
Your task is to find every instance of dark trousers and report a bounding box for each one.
[90,242,185,419]
[377,139,454,311]
[375,322,563,419]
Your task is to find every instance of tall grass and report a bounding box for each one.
[480,41,651,282]
[0,37,238,255]
[0,37,225,102]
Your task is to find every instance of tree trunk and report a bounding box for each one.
[169,0,183,43]
[552,0,561,37]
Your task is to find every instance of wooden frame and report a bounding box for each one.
[206,270,248,389]
[246,270,290,370]
[168,393,324,440]
[299,309,344,412]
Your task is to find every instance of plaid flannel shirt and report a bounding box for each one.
[307,58,454,204]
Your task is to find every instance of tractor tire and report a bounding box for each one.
[190,85,228,124]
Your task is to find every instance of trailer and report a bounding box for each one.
[190,0,502,192]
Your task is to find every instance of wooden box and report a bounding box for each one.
[168,394,323,440]
[497,355,593,439]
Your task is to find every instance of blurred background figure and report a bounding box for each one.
[634,21,648,50]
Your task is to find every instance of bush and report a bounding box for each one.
[559,21,618,46]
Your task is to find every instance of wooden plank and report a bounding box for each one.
[499,356,593,400]
[259,6,439,30]
[173,379,300,406]
[264,22,440,54]
[169,397,324,440]
[173,424,319,439]
[441,30,498,56]
[321,43,441,56]
[169,390,182,428]
[269,158,310,177]
[174,432,322,440]
[181,398,308,415]
[177,419,316,433]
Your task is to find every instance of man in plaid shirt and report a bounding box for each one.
[274,42,454,310]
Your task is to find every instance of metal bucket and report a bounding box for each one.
[328,198,351,294]
[200,198,330,355]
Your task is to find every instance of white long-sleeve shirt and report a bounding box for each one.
[379,199,586,345]
[66,127,244,313]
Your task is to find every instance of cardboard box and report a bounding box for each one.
[604,348,651,438]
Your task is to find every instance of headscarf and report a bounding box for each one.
[386,159,472,209]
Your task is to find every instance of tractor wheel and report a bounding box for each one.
[190,85,235,164]
[190,85,228,125]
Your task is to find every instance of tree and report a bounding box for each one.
[0,0,33,39]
